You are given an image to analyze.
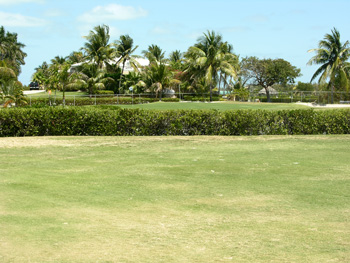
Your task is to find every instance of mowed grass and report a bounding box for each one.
[0,136,349,262]
[119,101,309,111]
[25,91,88,98]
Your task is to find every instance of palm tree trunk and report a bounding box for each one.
[331,84,334,104]
[210,83,213,102]
[118,60,126,94]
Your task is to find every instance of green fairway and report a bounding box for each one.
[0,136,349,262]
[119,101,309,110]
[25,91,88,98]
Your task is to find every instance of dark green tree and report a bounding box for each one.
[243,57,301,102]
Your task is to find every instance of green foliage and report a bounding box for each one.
[0,26,27,75]
[183,95,220,102]
[94,90,114,95]
[1,108,349,136]
[308,28,350,89]
[27,96,161,106]
[296,81,316,91]
[242,56,301,102]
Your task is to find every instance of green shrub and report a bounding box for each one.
[94,90,114,95]
[1,108,350,137]
[160,98,180,102]
[183,95,220,102]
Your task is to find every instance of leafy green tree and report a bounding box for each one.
[308,27,350,103]
[184,30,239,101]
[114,34,139,93]
[296,81,317,92]
[0,26,27,76]
[243,57,301,102]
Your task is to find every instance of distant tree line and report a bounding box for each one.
[1,25,349,106]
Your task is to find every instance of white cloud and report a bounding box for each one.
[0,11,46,27]
[78,4,147,23]
[0,0,44,5]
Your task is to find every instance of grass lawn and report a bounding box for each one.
[119,101,309,111]
[0,136,349,262]
[25,91,89,98]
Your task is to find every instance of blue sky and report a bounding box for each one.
[1,0,349,85]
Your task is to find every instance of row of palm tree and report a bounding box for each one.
[31,25,240,101]
[28,25,350,103]
[0,26,28,107]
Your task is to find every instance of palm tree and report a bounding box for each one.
[2,80,27,107]
[308,27,350,103]
[0,26,27,76]
[67,51,85,64]
[69,63,115,96]
[48,63,75,105]
[32,62,50,90]
[82,25,113,69]
[51,56,66,65]
[114,34,139,93]
[144,63,173,99]
[168,50,184,70]
[142,44,165,64]
[184,30,239,101]
[123,71,145,93]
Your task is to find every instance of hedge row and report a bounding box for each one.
[1,107,350,136]
[27,97,179,106]
[183,95,220,102]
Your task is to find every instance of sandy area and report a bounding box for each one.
[23,90,46,95]
[296,102,350,108]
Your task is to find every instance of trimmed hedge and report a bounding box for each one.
[1,107,350,136]
[183,95,220,102]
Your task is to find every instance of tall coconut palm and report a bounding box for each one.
[308,27,350,103]
[142,44,165,64]
[51,56,66,65]
[168,50,184,70]
[114,34,139,93]
[184,30,239,101]
[67,51,85,64]
[82,25,113,69]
